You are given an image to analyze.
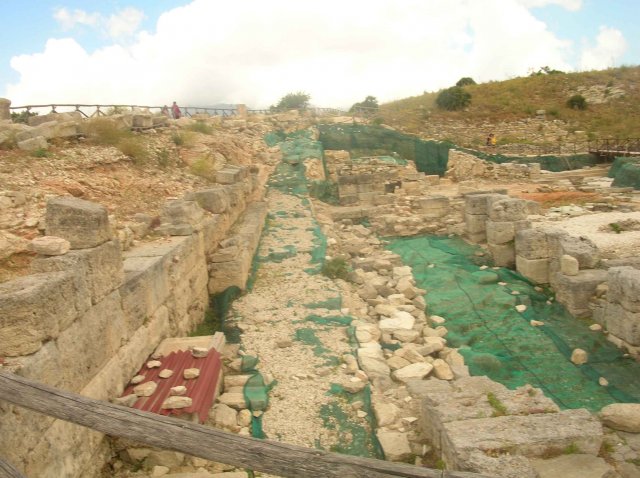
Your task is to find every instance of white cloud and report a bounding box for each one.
[6,0,582,108]
[515,0,583,11]
[106,8,145,39]
[580,26,627,70]
[53,6,144,40]
[53,8,100,30]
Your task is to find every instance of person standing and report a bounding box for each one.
[171,101,182,119]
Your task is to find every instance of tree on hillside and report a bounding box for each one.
[567,94,588,110]
[349,95,379,113]
[456,77,476,87]
[436,86,471,111]
[272,92,311,111]
[530,66,565,76]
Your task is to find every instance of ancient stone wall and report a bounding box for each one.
[0,166,267,477]
[446,149,541,183]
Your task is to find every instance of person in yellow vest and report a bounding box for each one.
[486,132,497,147]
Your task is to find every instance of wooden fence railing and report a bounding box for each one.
[8,104,347,119]
[0,372,490,478]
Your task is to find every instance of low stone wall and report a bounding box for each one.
[462,192,639,355]
[0,165,267,477]
[446,149,541,183]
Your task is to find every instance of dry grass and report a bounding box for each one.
[379,66,640,139]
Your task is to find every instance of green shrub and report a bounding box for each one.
[371,117,384,125]
[156,148,171,168]
[190,156,216,180]
[321,257,350,280]
[436,86,471,111]
[118,137,148,163]
[187,121,214,135]
[10,111,38,124]
[31,148,49,158]
[567,94,587,110]
[487,392,507,417]
[82,118,129,146]
[273,91,311,110]
[456,77,476,87]
[349,95,379,113]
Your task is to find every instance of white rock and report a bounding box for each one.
[133,381,157,397]
[162,396,192,409]
[561,254,579,276]
[191,346,209,358]
[130,374,145,384]
[429,315,446,325]
[432,359,454,380]
[151,465,170,477]
[146,360,162,369]
[392,362,433,383]
[373,401,400,427]
[376,430,412,462]
[237,409,252,428]
[30,236,70,256]
[184,368,200,379]
[600,403,640,432]
[158,369,174,379]
[357,410,368,418]
[589,324,603,331]
[515,304,527,313]
[169,386,187,396]
[379,311,415,332]
[571,348,588,365]
[599,377,609,387]
[530,320,545,327]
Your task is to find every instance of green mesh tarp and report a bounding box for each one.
[317,124,599,175]
[318,124,451,176]
[387,235,640,411]
[609,157,640,189]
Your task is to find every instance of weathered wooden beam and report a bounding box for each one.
[0,457,26,478]
[0,371,491,478]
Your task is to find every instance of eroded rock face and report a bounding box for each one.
[45,197,112,249]
[600,403,640,433]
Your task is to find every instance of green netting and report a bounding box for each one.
[191,286,243,343]
[319,384,384,459]
[387,234,640,411]
[304,297,343,310]
[317,124,599,174]
[609,157,640,189]
[318,124,450,176]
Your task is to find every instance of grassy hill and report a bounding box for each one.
[378,66,640,141]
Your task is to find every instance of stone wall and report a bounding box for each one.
[446,149,541,183]
[0,166,267,477]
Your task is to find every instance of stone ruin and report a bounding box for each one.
[1,107,640,478]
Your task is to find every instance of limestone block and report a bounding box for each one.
[45,197,111,249]
[554,269,608,318]
[417,196,449,216]
[442,409,602,468]
[465,193,504,215]
[27,111,81,127]
[216,167,242,184]
[486,221,515,245]
[561,254,580,276]
[56,290,127,391]
[466,231,486,244]
[392,362,433,382]
[600,403,640,433]
[358,347,391,379]
[488,242,515,268]
[32,239,124,305]
[465,213,487,234]
[0,98,9,120]
[17,135,48,151]
[54,121,79,138]
[560,234,600,269]
[530,454,616,478]
[515,228,549,260]
[571,348,588,365]
[30,235,70,255]
[607,266,640,312]
[132,114,153,128]
[516,255,549,284]
[185,187,230,214]
[375,430,412,462]
[488,198,528,221]
[379,310,415,332]
[161,199,204,227]
[0,271,86,356]
[603,302,640,346]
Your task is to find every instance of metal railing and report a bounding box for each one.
[587,138,640,157]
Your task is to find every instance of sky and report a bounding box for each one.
[0,0,638,109]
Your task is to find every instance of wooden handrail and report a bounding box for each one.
[0,372,490,478]
[0,457,25,478]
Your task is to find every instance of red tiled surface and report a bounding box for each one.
[121,349,222,423]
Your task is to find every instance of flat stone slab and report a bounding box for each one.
[530,454,616,478]
[442,409,603,468]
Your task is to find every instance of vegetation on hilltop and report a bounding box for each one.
[378,66,640,140]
